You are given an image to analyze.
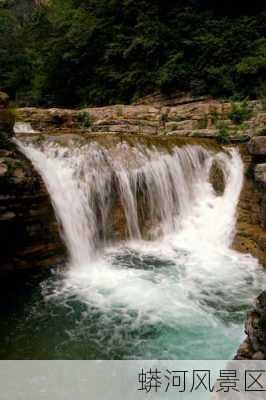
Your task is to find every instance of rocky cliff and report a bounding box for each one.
[0,94,265,272]
[233,139,266,267]
[15,96,266,267]
[16,95,265,139]
[0,99,65,275]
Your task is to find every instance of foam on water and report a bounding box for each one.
[15,138,265,359]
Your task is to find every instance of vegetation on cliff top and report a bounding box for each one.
[0,0,266,107]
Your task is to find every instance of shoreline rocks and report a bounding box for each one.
[235,291,266,360]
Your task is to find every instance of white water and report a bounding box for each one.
[16,138,265,359]
[14,121,38,134]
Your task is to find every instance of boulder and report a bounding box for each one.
[248,136,266,156]
[0,91,9,109]
[235,290,266,359]
[209,161,225,195]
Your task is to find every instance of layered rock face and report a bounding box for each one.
[233,141,266,267]
[0,100,65,275]
[0,149,65,274]
[15,96,266,267]
[16,95,265,139]
[235,291,266,360]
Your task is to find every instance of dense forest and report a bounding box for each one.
[0,0,266,107]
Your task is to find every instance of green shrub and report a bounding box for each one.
[1,2,266,106]
[77,112,92,128]
[228,101,252,125]
[217,122,230,144]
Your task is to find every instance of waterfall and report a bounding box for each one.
[15,137,265,359]
[16,140,240,264]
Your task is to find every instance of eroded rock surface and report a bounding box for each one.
[0,150,65,274]
[235,291,266,360]
[15,98,264,139]
[0,109,65,274]
[233,137,266,267]
[248,136,266,156]
[254,163,266,188]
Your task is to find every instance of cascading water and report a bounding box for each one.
[13,121,38,134]
[12,138,265,359]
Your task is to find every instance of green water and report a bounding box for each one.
[0,245,263,360]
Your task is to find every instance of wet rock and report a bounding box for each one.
[237,341,253,358]
[248,136,266,156]
[254,163,266,188]
[229,134,250,143]
[235,290,266,359]
[233,227,266,267]
[0,150,65,275]
[233,144,266,266]
[256,291,266,316]
[209,161,225,195]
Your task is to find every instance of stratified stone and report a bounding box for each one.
[254,163,266,188]
[248,136,266,156]
[0,150,65,274]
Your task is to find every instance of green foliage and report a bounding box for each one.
[77,111,92,128]
[0,1,266,106]
[228,101,253,124]
[217,122,230,144]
